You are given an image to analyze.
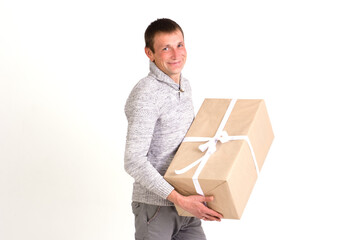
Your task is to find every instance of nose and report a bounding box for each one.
[171,48,179,59]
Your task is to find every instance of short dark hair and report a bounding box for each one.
[145,18,184,53]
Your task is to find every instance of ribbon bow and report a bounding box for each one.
[198,131,230,153]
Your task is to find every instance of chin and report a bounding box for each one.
[170,65,184,72]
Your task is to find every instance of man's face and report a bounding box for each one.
[145,29,187,83]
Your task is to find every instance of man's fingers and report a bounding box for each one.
[196,196,224,219]
[201,205,223,219]
[185,194,224,220]
[207,209,223,219]
[203,213,222,222]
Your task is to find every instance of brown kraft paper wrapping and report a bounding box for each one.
[164,99,274,219]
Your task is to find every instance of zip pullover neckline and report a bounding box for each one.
[148,61,184,92]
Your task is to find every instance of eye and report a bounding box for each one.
[162,47,169,51]
[178,44,183,48]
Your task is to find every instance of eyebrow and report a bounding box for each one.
[160,42,184,48]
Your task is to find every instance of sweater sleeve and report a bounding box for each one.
[124,84,174,200]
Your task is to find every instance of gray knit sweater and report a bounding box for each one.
[124,61,194,206]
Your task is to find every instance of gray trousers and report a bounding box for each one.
[131,202,207,240]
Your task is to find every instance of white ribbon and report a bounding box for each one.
[175,99,259,196]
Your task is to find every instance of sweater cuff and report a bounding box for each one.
[158,179,175,200]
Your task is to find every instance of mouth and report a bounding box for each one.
[168,61,181,66]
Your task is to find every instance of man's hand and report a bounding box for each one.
[167,190,223,221]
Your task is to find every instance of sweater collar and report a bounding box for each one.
[148,61,182,90]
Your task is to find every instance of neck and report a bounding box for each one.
[170,74,180,84]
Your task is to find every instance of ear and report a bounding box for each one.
[145,47,155,62]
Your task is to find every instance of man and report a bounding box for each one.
[124,18,223,240]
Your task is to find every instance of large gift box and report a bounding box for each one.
[164,99,274,219]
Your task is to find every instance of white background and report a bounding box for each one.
[1,0,359,239]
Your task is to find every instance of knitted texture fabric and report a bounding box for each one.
[124,61,194,206]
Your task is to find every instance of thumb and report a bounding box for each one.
[203,196,214,202]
